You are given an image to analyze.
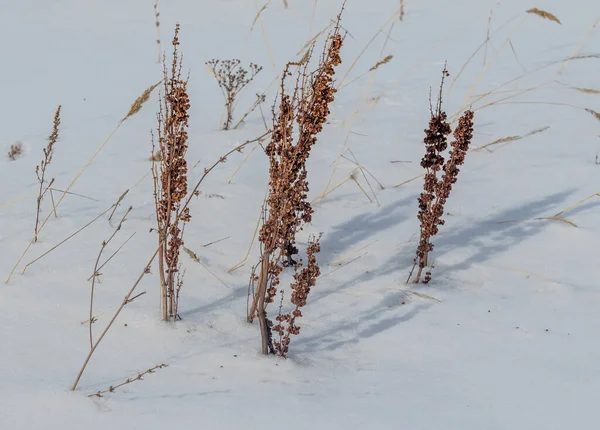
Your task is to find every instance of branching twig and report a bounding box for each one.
[87,364,168,397]
[89,207,132,349]
[72,247,160,391]
[34,106,61,242]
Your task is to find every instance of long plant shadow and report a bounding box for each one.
[297,191,577,355]
[319,195,414,263]
[367,188,577,280]
[294,294,432,354]
[431,189,576,273]
[179,285,248,319]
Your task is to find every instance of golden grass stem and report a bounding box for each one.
[21,204,117,275]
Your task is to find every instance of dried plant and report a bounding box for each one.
[247,12,344,356]
[153,24,191,321]
[7,143,23,160]
[206,59,263,130]
[408,69,474,284]
[272,234,321,357]
[34,106,61,242]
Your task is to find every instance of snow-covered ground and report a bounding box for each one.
[1,1,599,429]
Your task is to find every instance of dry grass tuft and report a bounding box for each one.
[7,143,23,160]
[526,8,561,24]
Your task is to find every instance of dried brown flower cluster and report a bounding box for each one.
[247,16,344,356]
[154,24,191,321]
[34,105,61,242]
[272,235,321,357]
[7,143,23,161]
[409,69,474,284]
[206,58,263,130]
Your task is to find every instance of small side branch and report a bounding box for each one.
[87,364,168,397]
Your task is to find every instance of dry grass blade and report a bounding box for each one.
[499,216,578,227]
[183,247,230,288]
[401,289,441,302]
[251,2,269,32]
[297,24,332,57]
[123,82,160,121]
[557,17,599,74]
[553,193,600,218]
[585,108,600,121]
[572,87,600,94]
[369,55,393,71]
[472,126,550,152]
[108,189,129,222]
[328,240,378,266]
[526,8,561,24]
[88,364,168,397]
[393,173,425,188]
[318,254,365,279]
[22,203,117,275]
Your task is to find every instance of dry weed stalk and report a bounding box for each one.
[34,106,61,242]
[206,59,263,130]
[89,207,132,349]
[7,143,23,160]
[153,24,191,322]
[88,364,168,397]
[247,13,344,356]
[408,69,474,284]
[72,247,159,391]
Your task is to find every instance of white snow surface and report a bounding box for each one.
[1,0,599,429]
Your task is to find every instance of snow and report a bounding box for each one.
[1,0,599,429]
